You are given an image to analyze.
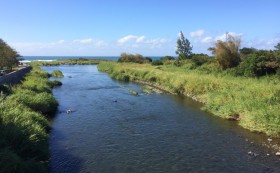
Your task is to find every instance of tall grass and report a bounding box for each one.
[0,65,59,172]
[51,70,64,78]
[98,61,280,136]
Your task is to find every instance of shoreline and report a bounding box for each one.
[97,61,280,137]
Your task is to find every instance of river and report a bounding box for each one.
[42,65,280,173]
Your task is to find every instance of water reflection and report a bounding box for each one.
[43,65,280,173]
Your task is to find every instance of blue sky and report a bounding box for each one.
[1,0,279,56]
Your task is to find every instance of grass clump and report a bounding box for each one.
[98,61,280,136]
[0,65,59,172]
[51,70,64,78]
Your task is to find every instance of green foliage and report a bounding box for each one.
[30,58,110,66]
[275,42,280,51]
[7,89,58,115]
[98,61,280,136]
[152,60,163,66]
[118,53,148,63]
[0,65,58,172]
[145,57,153,62]
[240,47,257,59]
[0,39,21,70]
[0,84,12,95]
[209,34,241,69]
[190,54,210,66]
[51,70,64,78]
[176,31,192,60]
[49,80,63,87]
[235,50,280,77]
[161,56,175,61]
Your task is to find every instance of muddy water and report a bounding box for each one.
[43,65,280,173]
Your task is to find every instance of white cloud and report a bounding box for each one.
[190,29,205,37]
[215,32,243,41]
[117,35,140,44]
[201,37,213,43]
[136,36,145,43]
[57,40,65,44]
[243,37,280,50]
[73,38,93,44]
[117,35,169,49]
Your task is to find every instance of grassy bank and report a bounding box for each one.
[98,61,280,137]
[0,65,59,172]
[30,58,113,66]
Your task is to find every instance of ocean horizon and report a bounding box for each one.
[20,56,165,62]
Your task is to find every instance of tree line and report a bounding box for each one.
[175,31,280,77]
[0,39,21,70]
[119,31,280,78]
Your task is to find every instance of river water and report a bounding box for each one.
[42,65,280,173]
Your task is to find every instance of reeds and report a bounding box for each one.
[0,65,59,172]
[98,61,280,136]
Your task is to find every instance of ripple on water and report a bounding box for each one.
[43,65,280,173]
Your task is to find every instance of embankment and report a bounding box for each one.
[98,62,280,137]
[0,65,60,173]
[0,66,31,85]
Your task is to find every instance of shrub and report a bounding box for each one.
[161,56,175,61]
[145,57,153,62]
[7,89,58,115]
[118,53,146,63]
[49,80,62,87]
[152,60,163,66]
[51,70,64,78]
[235,50,280,77]
[209,34,241,69]
[190,54,210,66]
[0,84,12,95]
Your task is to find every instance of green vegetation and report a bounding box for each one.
[51,70,64,78]
[176,31,192,60]
[118,53,150,63]
[208,34,241,69]
[0,39,21,70]
[98,61,280,136]
[30,58,111,66]
[151,60,163,66]
[0,65,59,172]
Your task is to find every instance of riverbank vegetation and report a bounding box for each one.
[98,34,280,136]
[30,58,112,66]
[51,70,64,78]
[0,65,60,172]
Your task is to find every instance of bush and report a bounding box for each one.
[145,57,153,62]
[209,34,241,69]
[0,84,12,95]
[161,56,175,61]
[7,89,58,115]
[152,60,163,66]
[235,50,280,77]
[51,70,64,78]
[190,54,210,66]
[49,80,62,87]
[118,53,146,63]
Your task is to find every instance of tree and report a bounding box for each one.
[0,39,20,70]
[208,34,241,69]
[239,47,257,59]
[176,31,192,60]
[274,43,280,51]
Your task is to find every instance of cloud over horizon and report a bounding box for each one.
[9,32,280,56]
